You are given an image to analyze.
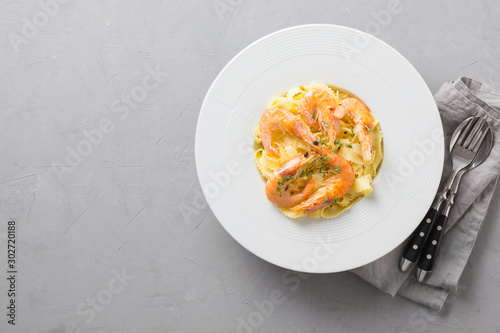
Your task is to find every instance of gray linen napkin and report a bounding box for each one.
[351,77,500,311]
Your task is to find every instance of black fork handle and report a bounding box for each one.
[400,208,439,271]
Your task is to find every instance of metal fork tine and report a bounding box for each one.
[468,121,486,150]
[456,117,478,147]
[463,118,486,148]
[470,123,489,152]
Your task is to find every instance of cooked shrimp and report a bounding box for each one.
[299,88,340,145]
[265,153,316,207]
[334,97,375,163]
[291,149,354,215]
[260,107,319,157]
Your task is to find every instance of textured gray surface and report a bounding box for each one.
[0,1,499,332]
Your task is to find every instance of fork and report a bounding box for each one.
[400,117,488,273]
[415,117,489,281]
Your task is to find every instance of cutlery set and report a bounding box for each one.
[400,116,493,282]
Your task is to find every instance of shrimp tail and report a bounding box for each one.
[302,179,316,197]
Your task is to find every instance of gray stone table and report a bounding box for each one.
[1,0,500,332]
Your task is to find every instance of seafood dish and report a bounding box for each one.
[254,83,383,218]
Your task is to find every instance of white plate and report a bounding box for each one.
[195,24,444,273]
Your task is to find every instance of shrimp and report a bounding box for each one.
[334,97,375,163]
[299,88,340,145]
[260,107,319,157]
[291,149,354,215]
[265,153,316,207]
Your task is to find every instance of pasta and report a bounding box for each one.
[255,82,384,218]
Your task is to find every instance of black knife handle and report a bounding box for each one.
[417,213,448,272]
[402,208,438,264]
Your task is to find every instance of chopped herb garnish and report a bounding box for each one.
[334,197,338,203]
[331,148,338,154]
[365,125,373,132]
[317,155,330,162]
[346,144,353,148]
[285,184,289,191]
[350,132,355,137]
[331,166,342,174]
[276,180,285,194]
[334,139,340,146]
[324,197,329,203]
[282,175,294,180]
[317,138,327,145]
[312,114,316,119]
[305,168,314,177]
[323,122,329,128]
